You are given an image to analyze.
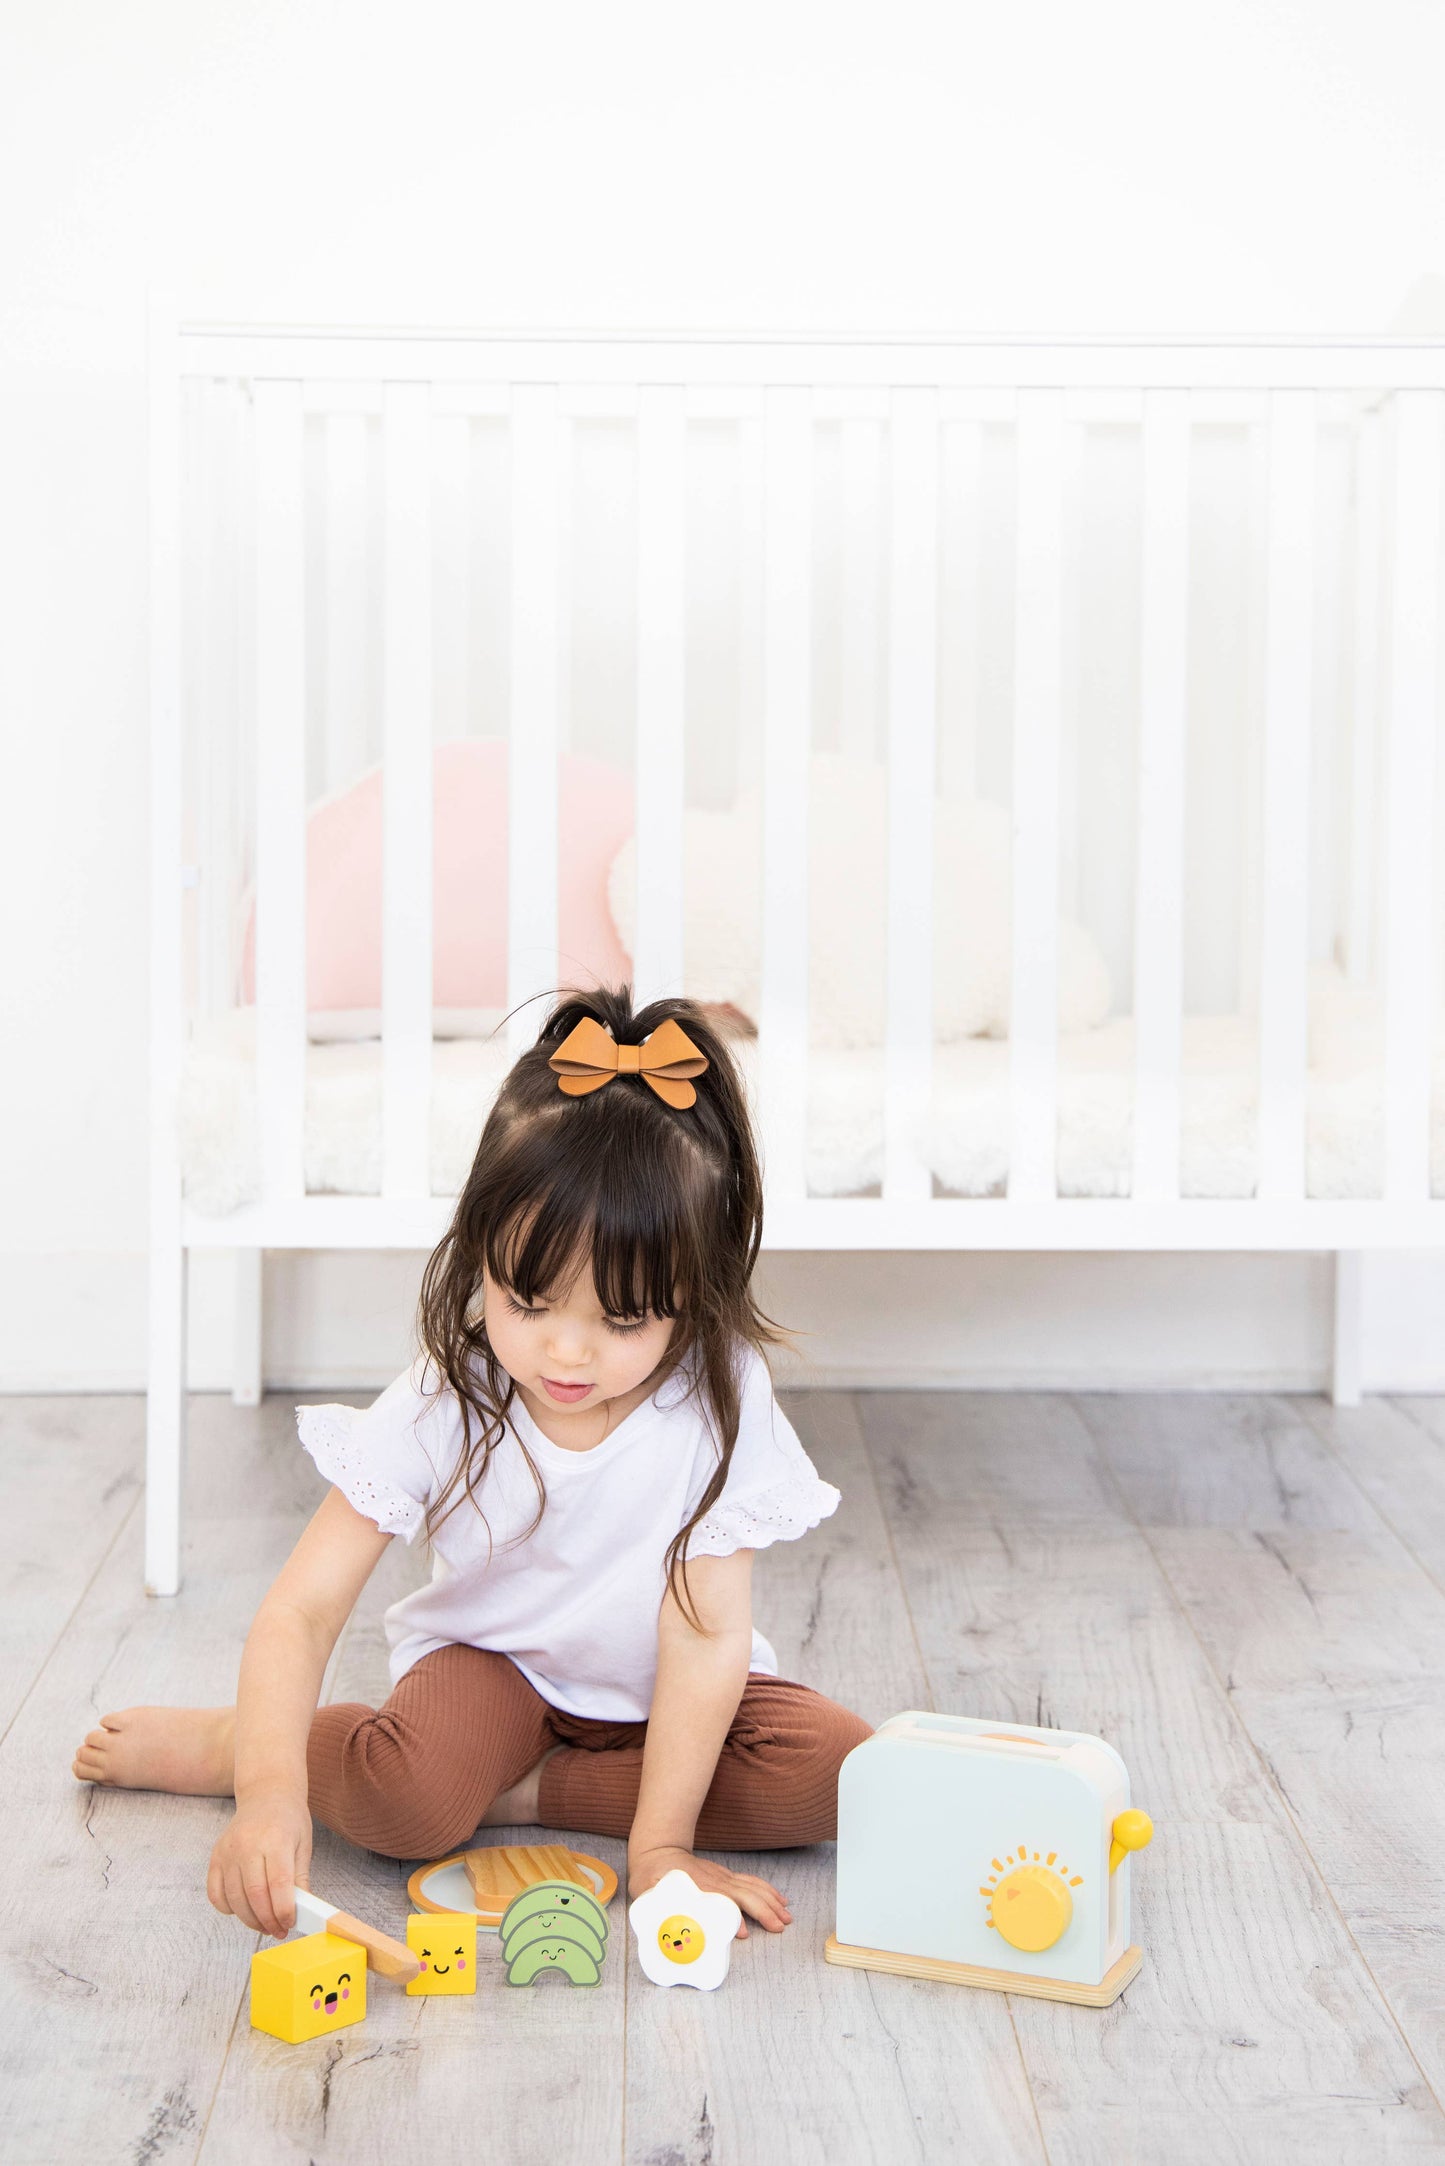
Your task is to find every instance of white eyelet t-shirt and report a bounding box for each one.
[295,1340,840,1723]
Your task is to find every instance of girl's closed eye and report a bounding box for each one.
[504,1293,651,1338]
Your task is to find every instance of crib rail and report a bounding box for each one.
[152,316,1445,1252]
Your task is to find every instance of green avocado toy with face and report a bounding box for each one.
[500,1879,610,1988]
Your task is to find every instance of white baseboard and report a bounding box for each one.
[0,1362,1395,1397]
[773,1364,1335,1394]
[4,1247,1445,1396]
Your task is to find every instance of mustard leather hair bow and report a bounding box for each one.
[548,1015,710,1109]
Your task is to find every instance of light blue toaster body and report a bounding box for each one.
[834,1711,1133,1988]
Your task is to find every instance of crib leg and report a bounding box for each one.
[145,1232,188,1598]
[1331,1251,1364,1408]
[233,1248,264,1407]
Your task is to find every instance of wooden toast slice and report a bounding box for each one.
[463,1843,590,1919]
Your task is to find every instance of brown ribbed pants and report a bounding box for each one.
[307,1643,873,1860]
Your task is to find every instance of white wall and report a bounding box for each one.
[0,1247,1342,1396]
[4,0,1445,1394]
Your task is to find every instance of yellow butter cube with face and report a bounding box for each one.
[406,1912,477,1995]
[250,1932,366,2044]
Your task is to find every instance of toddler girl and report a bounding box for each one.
[73,988,872,1940]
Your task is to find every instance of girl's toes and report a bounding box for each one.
[73,1726,114,1781]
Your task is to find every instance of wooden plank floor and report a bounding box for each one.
[2,1388,1444,2164]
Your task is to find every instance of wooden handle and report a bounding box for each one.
[327,1908,422,1983]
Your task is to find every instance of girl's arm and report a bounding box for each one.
[627,1548,793,1935]
[208,1486,391,1939]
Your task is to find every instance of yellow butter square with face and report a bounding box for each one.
[406,1912,477,1995]
[250,1932,366,2044]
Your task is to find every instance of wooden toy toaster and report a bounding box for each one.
[825,1711,1154,2007]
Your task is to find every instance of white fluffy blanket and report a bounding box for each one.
[178,968,1445,1214]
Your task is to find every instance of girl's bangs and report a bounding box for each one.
[485,1178,692,1321]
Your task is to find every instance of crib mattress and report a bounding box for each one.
[177,983,1445,1216]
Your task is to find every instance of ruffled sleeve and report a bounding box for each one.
[295,1354,455,1545]
[686,1346,840,1558]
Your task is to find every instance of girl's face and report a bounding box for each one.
[480,1257,678,1424]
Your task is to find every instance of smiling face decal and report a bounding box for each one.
[250,1931,368,2044]
[406,1912,478,1996]
[656,1915,705,1964]
[309,1967,354,2014]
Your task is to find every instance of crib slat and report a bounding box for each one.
[1009,390,1065,1202]
[381,383,434,1199]
[254,379,308,1204]
[1343,408,1382,985]
[195,385,234,1019]
[431,411,471,746]
[883,388,939,1204]
[1132,391,1191,1202]
[508,384,561,1059]
[323,411,369,793]
[1382,391,1443,1204]
[759,387,813,1206]
[1058,412,1084,925]
[634,386,687,1005]
[1256,392,1316,1203]
[940,420,982,801]
[840,417,882,762]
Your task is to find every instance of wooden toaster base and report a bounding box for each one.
[824,1934,1144,2007]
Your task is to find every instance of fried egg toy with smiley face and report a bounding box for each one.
[628,1868,742,1991]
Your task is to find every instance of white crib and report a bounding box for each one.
[148,308,1445,1594]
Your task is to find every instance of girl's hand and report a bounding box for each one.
[207,1788,313,1939]
[627,1844,793,1937]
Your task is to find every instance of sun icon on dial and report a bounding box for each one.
[980,1845,1083,1953]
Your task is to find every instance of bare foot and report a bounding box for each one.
[479,1744,566,1828]
[71,1706,236,1797]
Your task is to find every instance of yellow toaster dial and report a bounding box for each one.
[981,1849,1082,1953]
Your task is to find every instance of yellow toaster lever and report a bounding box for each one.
[1108,1809,1153,1874]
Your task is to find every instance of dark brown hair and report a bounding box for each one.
[415,984,795,1626]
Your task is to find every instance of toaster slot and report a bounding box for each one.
[975,1733,1064,1756]
[892,1714,1070,1759]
